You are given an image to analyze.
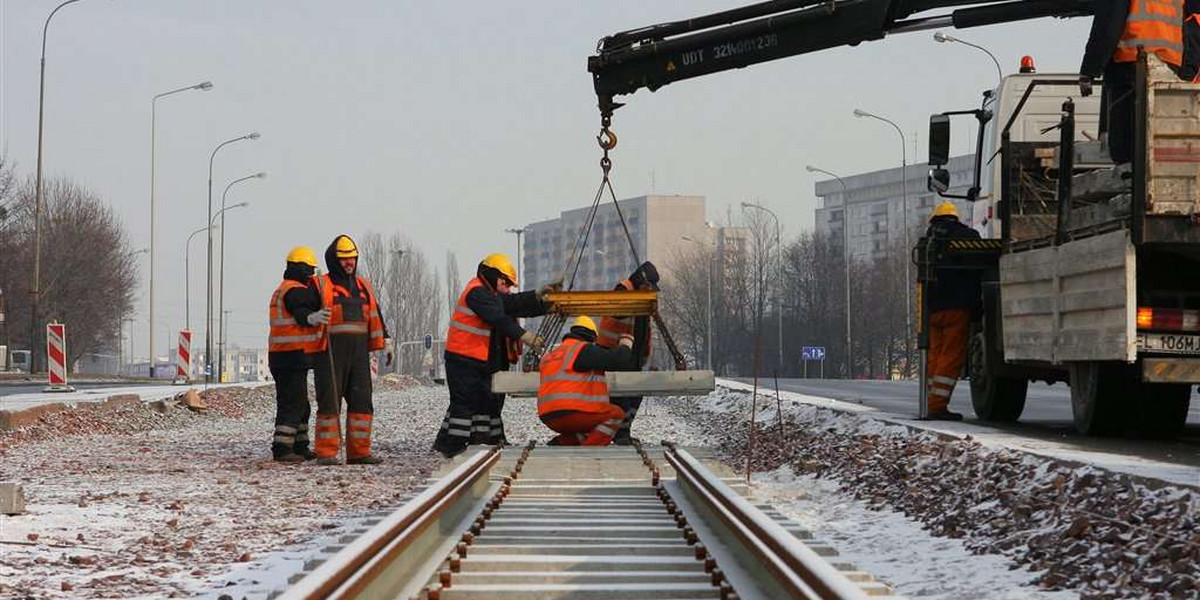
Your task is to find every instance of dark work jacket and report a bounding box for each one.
[269,262,320,370]
[445,287,549,374]
[563,333,636,373]
[926,217,983,314]
[1081,0,1200,80]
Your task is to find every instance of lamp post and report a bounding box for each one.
[505,228,525,290]
[933,32,1004,87]
[853,108,913,376]
[149,80,213,379]
[217,172,265,381]
[208,201,249,381]
[32,0,93,374]
[205,133,259,382]
[740,202,783,371]
[681,235,713,370]
[807,165,853,379]
[184,224,215,331]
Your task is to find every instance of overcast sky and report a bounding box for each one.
[0,1,1091,359]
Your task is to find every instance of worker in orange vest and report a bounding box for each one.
[595,261,659,444]
[308,235,392,465]
[1080,0,1198,163]
[922,203,982,421]
[436,253,557,457]
[267,246,327,462]
[538,316,637,446]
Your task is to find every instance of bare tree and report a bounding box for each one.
[357,231,442,376]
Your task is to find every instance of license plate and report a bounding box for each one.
[1138,333,1200,355]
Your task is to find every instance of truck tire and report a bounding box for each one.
[1068,362,1128,436]
[968,331,1027,421]
[1135,382,1192,439]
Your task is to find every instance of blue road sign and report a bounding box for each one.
[801,346,826,361]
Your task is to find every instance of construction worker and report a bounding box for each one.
[538,316,636,446]
[309,235,392,465]
[267,246,327,462]
[596,261,659,444]
[922,202,982,421]
[436,253,557,458]
[1080,0,1197,164]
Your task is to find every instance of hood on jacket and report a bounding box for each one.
[324,235,357,283]
[283,261,315,283]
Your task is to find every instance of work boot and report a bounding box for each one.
[347,455,384,465]
[273,452,305,463]
[926,410,964,422]
[613,435,640,446]
[315,457,341,466]
[433,441,467,459]
[293,445,317,461]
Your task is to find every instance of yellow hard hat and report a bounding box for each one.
[481,253,517,285]
[334,235,359,258]
[286,246,318,267]
[930,201,959,221]
[570,316,598,335]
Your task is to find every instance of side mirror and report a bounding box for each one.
[928,114,950,167]
[928,168,951,194]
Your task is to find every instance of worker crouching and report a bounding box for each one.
[538,316,637,446]
[596,261,658,444]
[309,235,392,465]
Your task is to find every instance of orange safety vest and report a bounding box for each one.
[596,280,652,358]
[446,277,493,361]
[315,274,386,351]
[538,338,611,417]
[1115,0,1184,66]
[268,280,322,353]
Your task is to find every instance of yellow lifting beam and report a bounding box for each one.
[542,289,658,317]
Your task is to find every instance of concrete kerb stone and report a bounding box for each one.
[0,393,143,431]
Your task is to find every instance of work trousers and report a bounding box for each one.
[436,359,505,456]
[541,404,626,446]
[612,396,643,442]
[268,363,312,456]
[926,308,971,413]
[313,333,375,460]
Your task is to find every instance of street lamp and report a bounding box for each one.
[32,0,94,374]
[184,224,216,331]
[807,165,853,379]
[740,201,783,372]
[853,108,913,376]
[205,133,260,382]
[933,32,1003,87]
[149,80,213,379]
[681,235,713,370]
[217,172,265,380]
[207,201,248,378]
[505,228,525,290]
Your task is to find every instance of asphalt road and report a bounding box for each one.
[731,378,1200,471]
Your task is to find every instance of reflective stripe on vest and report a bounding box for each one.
[1115,0,1184,65]
[268,280,322,353]
[537,338,610,416]
[318,274,387,351]
[445,277,492,361]
[597,279,651,358]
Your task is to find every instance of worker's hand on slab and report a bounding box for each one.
[520,330,545,352]
[1079,74,1094,97]
[618,333,634,348]
[537,280,563,300]
[306,307,331,326]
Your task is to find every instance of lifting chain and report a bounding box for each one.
[597,114,618,176]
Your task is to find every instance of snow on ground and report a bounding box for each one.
[670,386,1199,600]
[756,466,1078,600]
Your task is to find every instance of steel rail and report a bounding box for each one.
[665,445,872,600]
[278,448,500,600]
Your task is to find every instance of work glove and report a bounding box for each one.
[537,280,563,300]
[520,330,544,353]
[618,333,635,349]
[1079,74,1094,97]
[306,307,331,326]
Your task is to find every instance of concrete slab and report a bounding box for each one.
[491,370,715,397]
[0,483,26,515]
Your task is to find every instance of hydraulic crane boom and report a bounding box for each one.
[588,0,1094,117]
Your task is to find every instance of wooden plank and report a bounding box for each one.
[491,370,716,397]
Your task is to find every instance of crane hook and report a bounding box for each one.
[597,127,618,151]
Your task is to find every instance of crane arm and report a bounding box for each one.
[587,0,1095,117]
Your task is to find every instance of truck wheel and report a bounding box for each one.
[1068,362,1127,436]
[968,332,1027,421]
[1135,382,1192,439]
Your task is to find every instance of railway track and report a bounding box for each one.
[274,444,898,600]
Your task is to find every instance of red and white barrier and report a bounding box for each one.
[370,353,379,378]
[45,322,74,392]
[175,330,192,383]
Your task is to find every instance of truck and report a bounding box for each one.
[923,51,1200,437]
[586,0,1196,436]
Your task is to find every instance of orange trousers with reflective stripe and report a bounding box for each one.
[314,412,373,459]
[926,309,971,413]
[541,404,625,446]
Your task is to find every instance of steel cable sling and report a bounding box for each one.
[521,115,688,371]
